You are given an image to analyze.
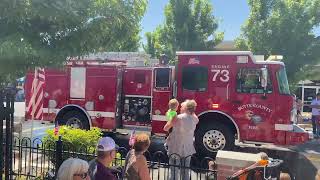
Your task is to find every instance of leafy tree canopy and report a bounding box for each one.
[0,0,147,84]
[144,0,223,62]
[236,0,320,84]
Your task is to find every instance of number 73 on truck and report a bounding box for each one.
[25,51,309,156]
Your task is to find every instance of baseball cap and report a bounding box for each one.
[97,137,119,152]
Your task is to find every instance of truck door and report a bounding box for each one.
[152,67,172,133]
[233,66,275,143]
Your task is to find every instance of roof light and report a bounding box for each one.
[267,55,283,61]
[237,56,248,63]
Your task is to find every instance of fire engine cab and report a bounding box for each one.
[25,51,309,156]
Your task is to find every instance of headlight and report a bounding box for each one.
[290,108,297,124]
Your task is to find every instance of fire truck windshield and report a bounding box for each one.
[276,67,290,95]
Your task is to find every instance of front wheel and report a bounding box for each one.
[195,122,235,157]
[59,110,90,130]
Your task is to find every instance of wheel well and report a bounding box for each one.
[198,112,238,137]
[55,106,90,125]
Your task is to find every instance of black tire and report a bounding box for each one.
[195,122,235,157]
[59,110,90,130]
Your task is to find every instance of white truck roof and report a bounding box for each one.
[176,51,284,65]
[69,52,158,67]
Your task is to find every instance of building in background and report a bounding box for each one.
[295,80,320,113]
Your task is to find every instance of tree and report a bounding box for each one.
[236,0,320,84]
[144,0,223,62]
[143,27,164,58]
[0,0,147,84]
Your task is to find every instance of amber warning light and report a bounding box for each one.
[212,104,219,109]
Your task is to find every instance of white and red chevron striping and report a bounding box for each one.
[26,68,45,120]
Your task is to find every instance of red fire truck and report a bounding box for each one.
[25,51,309,156]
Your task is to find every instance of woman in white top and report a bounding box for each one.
[163,99,199,180]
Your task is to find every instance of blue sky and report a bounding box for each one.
[141,0,320,42]
[141,0,249,41]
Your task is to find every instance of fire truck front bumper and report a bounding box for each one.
[284,124,310,145]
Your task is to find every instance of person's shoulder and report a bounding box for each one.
[168,110,177,115]
[192,114,199,120]
[88,159,97,180]
[97,164,114,175]
[136,154,147,162]
[88,159,97,172]
[177,113,187,118]
[88,159,97,165]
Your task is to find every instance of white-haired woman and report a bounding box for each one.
[57,158,90,180]
[164,100,199,180]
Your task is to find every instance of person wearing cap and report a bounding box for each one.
[88,137,119,180]
[307,93,320,137]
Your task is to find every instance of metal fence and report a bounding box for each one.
[1,88,216,179]
[5,136,217,180]
[1,87,16,180]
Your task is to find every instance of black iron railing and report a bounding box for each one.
[3,135,217,180]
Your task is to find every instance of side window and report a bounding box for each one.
[134,72,145,84]
[70,67,86,99]
[155,68,170,88]
[236,68,272,94]
[182,66,208,91]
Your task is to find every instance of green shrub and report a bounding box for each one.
[42,126,125,166]
[42,126,103,164]
[43,126,102,151]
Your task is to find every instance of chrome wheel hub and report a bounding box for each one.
[203,130,226,151]
[66,118,83,129]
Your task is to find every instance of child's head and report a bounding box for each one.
[280,173,291,180]
[257,152,269,166]
[168,99,179,111]
[208,161,216,170]
[133,133,150,153]
[259,152,269,160]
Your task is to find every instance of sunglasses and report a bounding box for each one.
[74,172,88,179]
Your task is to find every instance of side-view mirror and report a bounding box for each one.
[261,67,268,88]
